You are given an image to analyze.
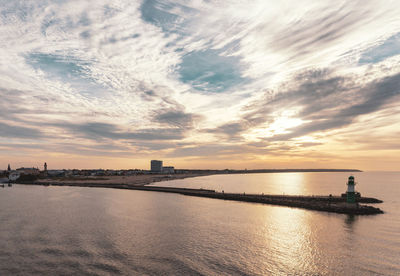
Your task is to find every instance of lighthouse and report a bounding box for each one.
[346,176,356,203]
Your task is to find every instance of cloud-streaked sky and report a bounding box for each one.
[1,0,400,170]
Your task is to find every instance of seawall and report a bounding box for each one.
[17,182,384,215]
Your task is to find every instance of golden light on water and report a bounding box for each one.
[260,206,318,273]
[265,173,306,195]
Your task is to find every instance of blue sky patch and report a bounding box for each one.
[140,0,179,32]
[28,53,89,79]
[26,53,106,96]
[140,0,193,35]
[359,32,400,64]
[178,49,248,93]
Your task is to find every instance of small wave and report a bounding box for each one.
[89,262,122,274]
[40,247,65,257]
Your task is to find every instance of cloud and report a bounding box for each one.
[51,122,185,141]
[205,68,400,144]
[0,122,43,139]
[1,1,400,168]
[167,144,251,158]
[205,122,249,140]
[154,109,199,128]
[261,71,400,141]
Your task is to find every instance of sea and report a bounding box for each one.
[0,172,399,275]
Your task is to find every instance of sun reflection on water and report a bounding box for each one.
[264,172,306,195]
[260,206,320,274]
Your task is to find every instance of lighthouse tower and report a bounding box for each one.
[346,176,356,203]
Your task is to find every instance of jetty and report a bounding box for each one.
[121,186,383,215]
[19,181,384,215]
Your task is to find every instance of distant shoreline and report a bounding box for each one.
[17,169,362,188]
[177,169,362,174]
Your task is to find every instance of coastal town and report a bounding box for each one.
[0,159,362,185]
[0,160,202,186]
[0,160,175,182]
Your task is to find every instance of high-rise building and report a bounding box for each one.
[150,160,163,172]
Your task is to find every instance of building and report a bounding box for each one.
[16,167,40,175]
[150,160,163,172]
[8,171,21,181]
[47,170,65,177]
[162,166,175,174]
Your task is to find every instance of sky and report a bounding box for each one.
[1,0,400,171]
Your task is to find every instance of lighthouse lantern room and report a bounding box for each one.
[346,176,356,203]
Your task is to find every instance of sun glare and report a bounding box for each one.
[244,113,305,141]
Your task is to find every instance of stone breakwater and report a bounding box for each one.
[18,182,384,215]
[131,186,383,215]
[200,192,384,215]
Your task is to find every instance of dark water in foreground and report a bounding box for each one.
[0,172,399,275]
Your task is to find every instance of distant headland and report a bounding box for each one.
[174,168,363,174]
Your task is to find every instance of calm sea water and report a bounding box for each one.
[0,172,399,275]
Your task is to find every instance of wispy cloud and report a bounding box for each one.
[0,122,43,139]
[1,0,400,169]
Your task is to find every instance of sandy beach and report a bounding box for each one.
[35,173,211,186]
